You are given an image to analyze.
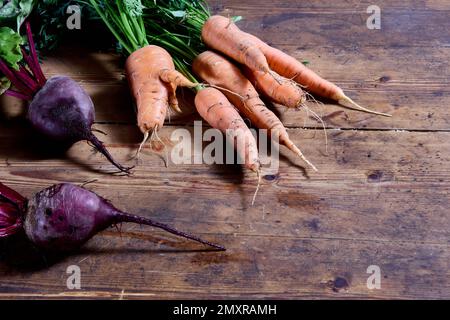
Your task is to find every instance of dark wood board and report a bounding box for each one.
[0,0,449,299]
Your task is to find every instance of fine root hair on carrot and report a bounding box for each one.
[134,131,151,160]
[303,103,329,156]
[243,66,307,109]
[300,92,329,155]
[200,83,246,101]
[150,126,169,168]
[268,70,284,85]
[251,168,262,206]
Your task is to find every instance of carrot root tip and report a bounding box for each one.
[292,144,318,172]
[134,131,150,161]
[151,126,169,168]
[171,103,182,113]
[338,94,392,117]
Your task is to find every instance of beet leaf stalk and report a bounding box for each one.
[0,22,132,174]
[0,182,225,252]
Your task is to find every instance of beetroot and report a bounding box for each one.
[0,22,131,173]
[0,182,224,252]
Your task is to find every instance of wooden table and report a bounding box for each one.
[1,0,449,299]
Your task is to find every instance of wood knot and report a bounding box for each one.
[263,174,279,181]
[367,170,384,182]
[330,277,349,292]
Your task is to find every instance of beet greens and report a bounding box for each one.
[0,22,131,173]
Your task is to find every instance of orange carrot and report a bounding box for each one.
[258,43,390,116]
[201,15,270,74]
[125,45,197,139]
[195,87,260,173]
[242,65,306,109]
[202,15,390,117]
[193,51,317,171]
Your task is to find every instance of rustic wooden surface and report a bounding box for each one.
[1,0,450,299]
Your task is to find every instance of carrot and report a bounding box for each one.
[241,66,306,109]
[90,1,204,160]
[195,87,260,173]
[193,51,317,172]
[202,15,390,117]
[201,15,271,74]
[258,43,391,117]
[195,87,261,204]
[125,45,197,147]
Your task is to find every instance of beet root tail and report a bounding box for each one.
[117,213,225,251]
[88,134,134,174]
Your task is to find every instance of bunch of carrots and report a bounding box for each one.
[1,0,391,204]
[86,0,390,202]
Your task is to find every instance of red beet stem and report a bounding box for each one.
[0,59,35,97]
[0,223,22,238]
[0,202,23,238]
[117,212,225,251]
[20,47,41,85]
[5,89,32,101]
[0,182,27,211]
[17,66,39,92]
[88,133,133,174]
[24,22,47,85]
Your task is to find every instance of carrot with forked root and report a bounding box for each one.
[201,15,391,117]
[195,87,261,204]
[90,1,202,157]
[195,87,260,173]
[125,45,197,141]
[193,51,317,172]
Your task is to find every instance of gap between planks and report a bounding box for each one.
[91,121,450,134]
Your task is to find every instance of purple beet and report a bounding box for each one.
[0,22,130,174]
[0,182,224,252]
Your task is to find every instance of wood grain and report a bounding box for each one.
[1,0,449,299]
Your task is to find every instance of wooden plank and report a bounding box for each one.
[0,125,449,299]
[1,236,449,299]
[1,125,449,243]
[209,0,450,12]
[210,0,450,48]
[1,0,449,300]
